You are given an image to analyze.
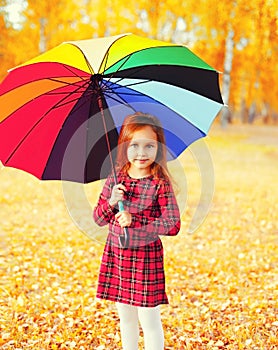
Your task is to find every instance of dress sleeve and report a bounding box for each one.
[93,175,117,226]
[130,180,181,236]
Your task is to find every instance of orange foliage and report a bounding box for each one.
[1,125,278,348]
[0,0,277,115]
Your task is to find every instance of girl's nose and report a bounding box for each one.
[137,147,146,156]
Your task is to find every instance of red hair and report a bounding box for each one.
[116,112,170,180]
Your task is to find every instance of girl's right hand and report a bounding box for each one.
[109,184,127,207]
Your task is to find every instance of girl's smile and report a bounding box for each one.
[127,126,158,178]
[135,159,149,163]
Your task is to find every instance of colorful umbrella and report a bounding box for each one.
[0,33,224,184]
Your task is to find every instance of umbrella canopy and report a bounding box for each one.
[0,33,224,183]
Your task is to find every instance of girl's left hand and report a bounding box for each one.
[115,211,132,228]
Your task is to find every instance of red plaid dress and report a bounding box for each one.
[93,172,180,307]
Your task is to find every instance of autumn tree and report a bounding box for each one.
[0,3,7,60]
[160,0,278,124]
[0,0,277,122]
[0,0,19,79]
[18,0,84,56]
[245,0,278,121]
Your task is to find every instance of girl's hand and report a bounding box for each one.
[115,211,132,228]
[109,184,127,207]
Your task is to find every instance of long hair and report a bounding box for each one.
[116,112,171,180]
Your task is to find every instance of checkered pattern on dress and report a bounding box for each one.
[94,172,181,247]
[93,172,181,307]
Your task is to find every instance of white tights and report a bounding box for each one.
[116,302,164,350]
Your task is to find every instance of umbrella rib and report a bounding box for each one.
[103,91,137,112]
[47,77,90,89]
[83,55,95,75]
[4,82,93,164]
[101,79,149,95]
[45,79,90,107]
[104,64,148,85]
[101,79,153,111]
[101,51,110,73]
[45,91,86,96]
[70,49,94,75]
[103,54,133,81]
[67,45,94,74]
[99,34,131,74]
[49,95,86,109]
[63,91,96,115]
[50,89,95,109]
[105,96,135,111]
[60,64,89,81]
[105,79,151,92]
[104,89,146,98]
[2,78,90,125]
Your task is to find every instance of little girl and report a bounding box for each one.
[93,112,180,350]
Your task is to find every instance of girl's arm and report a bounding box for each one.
[93,175,117,226]
[130,181,181,236]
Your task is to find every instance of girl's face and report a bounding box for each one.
[127,126,158,177]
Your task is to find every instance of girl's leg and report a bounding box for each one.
[116,302,139,350]
[138,305,164,350]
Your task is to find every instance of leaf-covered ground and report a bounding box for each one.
[1,124,277,349]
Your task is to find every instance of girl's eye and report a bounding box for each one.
[129,143,138,148]
[146,144,155,149]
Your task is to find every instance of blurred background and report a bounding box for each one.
[1,3,278,348]
[0,0,277,127]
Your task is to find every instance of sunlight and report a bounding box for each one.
[4,0,27,29]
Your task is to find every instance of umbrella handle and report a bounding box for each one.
[118,200,130,248]
[118,200,125,212]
